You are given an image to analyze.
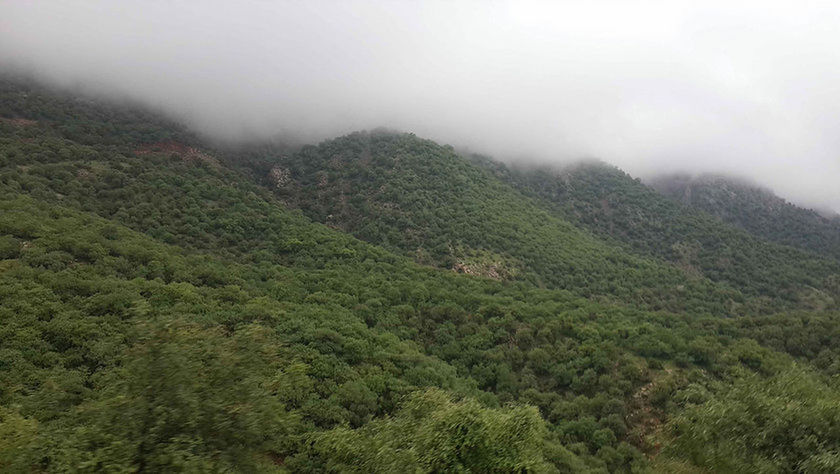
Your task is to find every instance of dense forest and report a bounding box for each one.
[3,77,840,472]
[467,159,840,312]
[649,173,840,261]
[246,135,840,315]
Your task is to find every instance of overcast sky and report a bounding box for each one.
[1,1,839,211]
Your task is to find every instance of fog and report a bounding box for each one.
[2,0,839,211]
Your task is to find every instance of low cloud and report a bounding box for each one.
[2,0,839,210]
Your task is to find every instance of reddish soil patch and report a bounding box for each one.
[0,117,38,127]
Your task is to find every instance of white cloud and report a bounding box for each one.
[2,0,838,210]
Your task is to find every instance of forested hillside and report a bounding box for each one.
[247,132,759,314]
[469,158,840,313]
[244,134,840,315]
[3,78,840,473]
[650,173,840,260]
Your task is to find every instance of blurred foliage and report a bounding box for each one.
[666,367,840,472]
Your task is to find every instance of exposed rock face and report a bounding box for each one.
[135,141,221,168]
[269,165,292,188]
[452,261,503,280]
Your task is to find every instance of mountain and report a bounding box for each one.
[649,173,840,261]
[3,77,840,473]
[467,160,840,312]
[242,136,840,314]
[240,131,764,315]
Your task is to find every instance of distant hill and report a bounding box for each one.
[649,173,840,260]
[469,157,840,312]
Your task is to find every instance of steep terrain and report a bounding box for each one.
[468,158,840,312]
[3,77,840,472]
[251,132,759,314]
[245,135,840,314]
[650,173,840,260]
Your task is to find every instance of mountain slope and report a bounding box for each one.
[4,77,840,472]
[243,134,840,314]
[243,132,759,314]
[469,158,840,312]
[649,173,840,260]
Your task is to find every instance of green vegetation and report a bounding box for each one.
[470,159,840,312]
[307,389,567,473]
[2,77,840,472]
[651,173,840,261]
[244,132,751,314]
[666,367,840,472]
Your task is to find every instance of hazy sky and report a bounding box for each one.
[2,1,839,211]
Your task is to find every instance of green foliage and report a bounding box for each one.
[0,235,19,259]
[0,407,39,472]
[245,131,752,314]
[0,194,703,471]
[652,173,840,261]
[305,388,570,473]
[471,159,840,313]
[3,76,840,473]
[45,321,300,472]
[666,367,840,472]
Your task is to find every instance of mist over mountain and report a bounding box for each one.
[2,0,840,212]
[649,173,840,260]
[4,3,840,472]
[4,75,840,472]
